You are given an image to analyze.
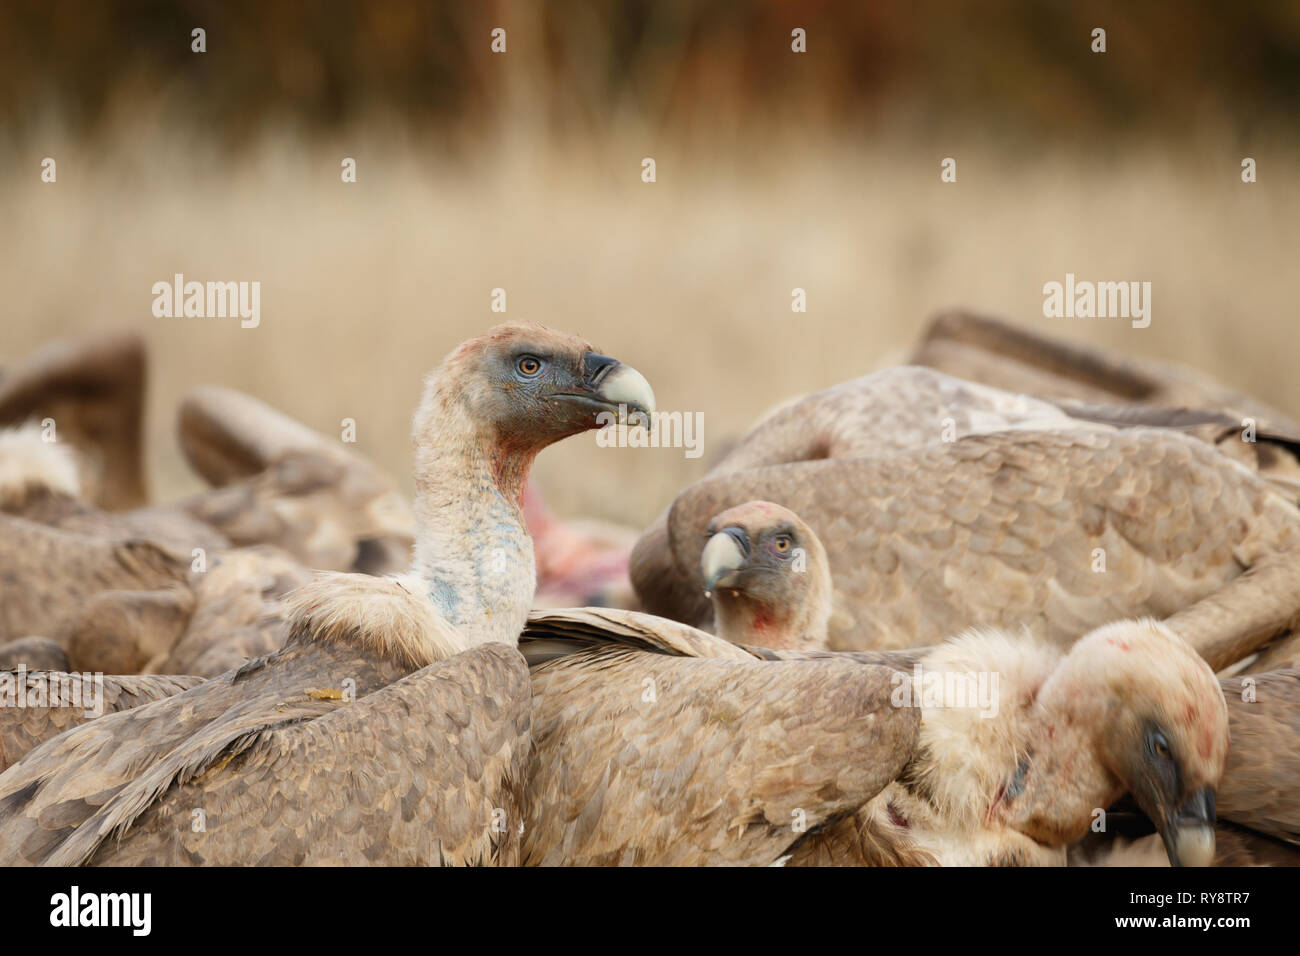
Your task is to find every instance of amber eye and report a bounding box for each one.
[517,356,543,377]
[1150,732,1171,760]
[774,535,793,554]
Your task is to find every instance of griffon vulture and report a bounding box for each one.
[0,323,654,866]
[521,609,1228,866]
[632,372,1300,667]
[694,503,1296,863]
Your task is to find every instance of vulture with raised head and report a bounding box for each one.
[0,323,655,866]
[700,500,831,651]
[632,368,1300,664]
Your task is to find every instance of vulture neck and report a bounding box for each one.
[410,378,536,650]
[994,701,1122,847]
[712,595,827,652]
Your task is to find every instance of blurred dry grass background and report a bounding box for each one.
[2,1,1298,528]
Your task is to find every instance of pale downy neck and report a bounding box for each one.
[993,693,1122,847]
[409,375,538,649]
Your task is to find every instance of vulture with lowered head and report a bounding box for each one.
[0,322,654,866]
[520,606,1229,867]
[696,498,1294,865]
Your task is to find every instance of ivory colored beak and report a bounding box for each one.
[1168,824,1216,867]
[701,530,746,594]
[1159,786,1217,866]
[598,364,656,426]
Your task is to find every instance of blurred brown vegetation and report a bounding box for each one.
[2,1,1298,526]
[3,0,1298,147]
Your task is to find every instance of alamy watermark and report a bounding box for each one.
[1043,272,1151,328]
[596,406,704,459]
[152,273,260,328]
[0,665,104,718]
[890,664,1000,718]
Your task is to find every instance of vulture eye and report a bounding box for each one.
[774,535,793,555]
[1149,731,1172,760]
[516,355,545,378]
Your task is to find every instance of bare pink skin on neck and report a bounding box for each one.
[712,591,810,650]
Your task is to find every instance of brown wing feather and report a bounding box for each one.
[1217,669,1300,845]
[0,514,191,648]
[0,331,146,510]
[76,643,531,866]
[0,673,203,772]
[912,309,1300,434]
[0,637,409,865]
[522,611,918,866]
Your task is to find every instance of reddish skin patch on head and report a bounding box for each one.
[1107,636,1131,651]
[1199,723,1216,760]
[887,803,910,829]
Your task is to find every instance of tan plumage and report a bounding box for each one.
[0,330,147,510]
[0,324,653,866]
[912,309,1300,434]
[707,502,1296,861]
[522,609,1229,867]
[912,309,1300,493]
[0,637,69,672]
[0,510,308,676]
[1216,669,1300,845]
[638,423,1300,666]
[784,620,1228,867]
[520,607,918,866]
[632,365,1090,631]
[0,513,191,651]
[158,547,311,676]
[0,672,203,772]
[177,385,416,574]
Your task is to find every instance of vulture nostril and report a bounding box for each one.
[584,353,618,387]
[722,526,751,557]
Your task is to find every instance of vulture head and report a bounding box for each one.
[1042,619,1229,866]
[699,500,831,651]
[417,323,655,497]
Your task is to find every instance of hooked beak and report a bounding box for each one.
[701,526,750,594]
[1155,787,1217,867]
[564,352,655,427]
